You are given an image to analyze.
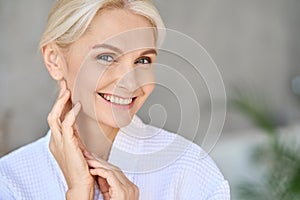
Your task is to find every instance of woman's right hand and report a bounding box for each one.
[48,80,94,200]
[84,152,139,200]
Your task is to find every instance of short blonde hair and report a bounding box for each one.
[39,0,165,49]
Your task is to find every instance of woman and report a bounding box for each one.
[0,0,230,199]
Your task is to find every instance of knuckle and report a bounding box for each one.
[48,113,58,124]
[47,113,52,123]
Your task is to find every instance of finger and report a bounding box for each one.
[61,102,81,141]
[86,158,116,171]
[73,127,87,152]
[57,80,67,99]
[92,153,122,171]
[97,176,110,195]
[83,150,94,160]
[88,159,127,186]
[49,81,70,120]
[48,89,70,140]
[90,168,122,189]
[102,191,110,200]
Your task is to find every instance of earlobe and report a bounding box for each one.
[42,43,64,80]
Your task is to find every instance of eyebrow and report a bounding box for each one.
[92,43,157,56]
[92,43,123,54]
[140,48,157,56]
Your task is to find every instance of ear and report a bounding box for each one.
[42,43,65,81]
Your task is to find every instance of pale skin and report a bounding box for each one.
[43,9,157,200]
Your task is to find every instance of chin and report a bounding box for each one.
[97,111,134,128]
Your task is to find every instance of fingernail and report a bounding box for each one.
[73,102,81,116]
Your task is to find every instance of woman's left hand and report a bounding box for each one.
[84,152,139,200]
[48,80,94,199]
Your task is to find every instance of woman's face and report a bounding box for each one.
[61,9,157,128]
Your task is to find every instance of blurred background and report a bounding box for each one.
[1,0,300,199]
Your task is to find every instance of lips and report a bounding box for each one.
[98,93,136,105]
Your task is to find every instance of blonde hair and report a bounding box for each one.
[39,0,165,49]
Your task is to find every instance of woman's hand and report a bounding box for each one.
[48,80,94,200]
[84,152,139,200]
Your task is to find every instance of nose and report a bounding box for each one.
[116,65,139,93]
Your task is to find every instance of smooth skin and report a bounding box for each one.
[44,9,156,200]
[48,80,139,200]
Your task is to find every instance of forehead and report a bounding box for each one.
[85,9,156,52]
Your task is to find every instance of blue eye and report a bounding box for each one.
[96,54,114,64]
[135,57,152,65]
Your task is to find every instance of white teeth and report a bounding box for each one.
[102,94,133,105]
[110,96,115,103]
[104,95,110,101]
[126,99,133,104]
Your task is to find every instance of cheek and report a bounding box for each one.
[95,67,113,90]
[63,66,77,93]
[143,83,155,97]
[139,83,155,104]
[135,67,155,85]
[70,61,106,116]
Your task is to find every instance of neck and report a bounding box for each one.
[75,112,119,161]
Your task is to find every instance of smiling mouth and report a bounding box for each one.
[98,93,137,105]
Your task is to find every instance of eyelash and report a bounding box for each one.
[96,54,152,65]
[135,57,152,65]
[96,54,115,64]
